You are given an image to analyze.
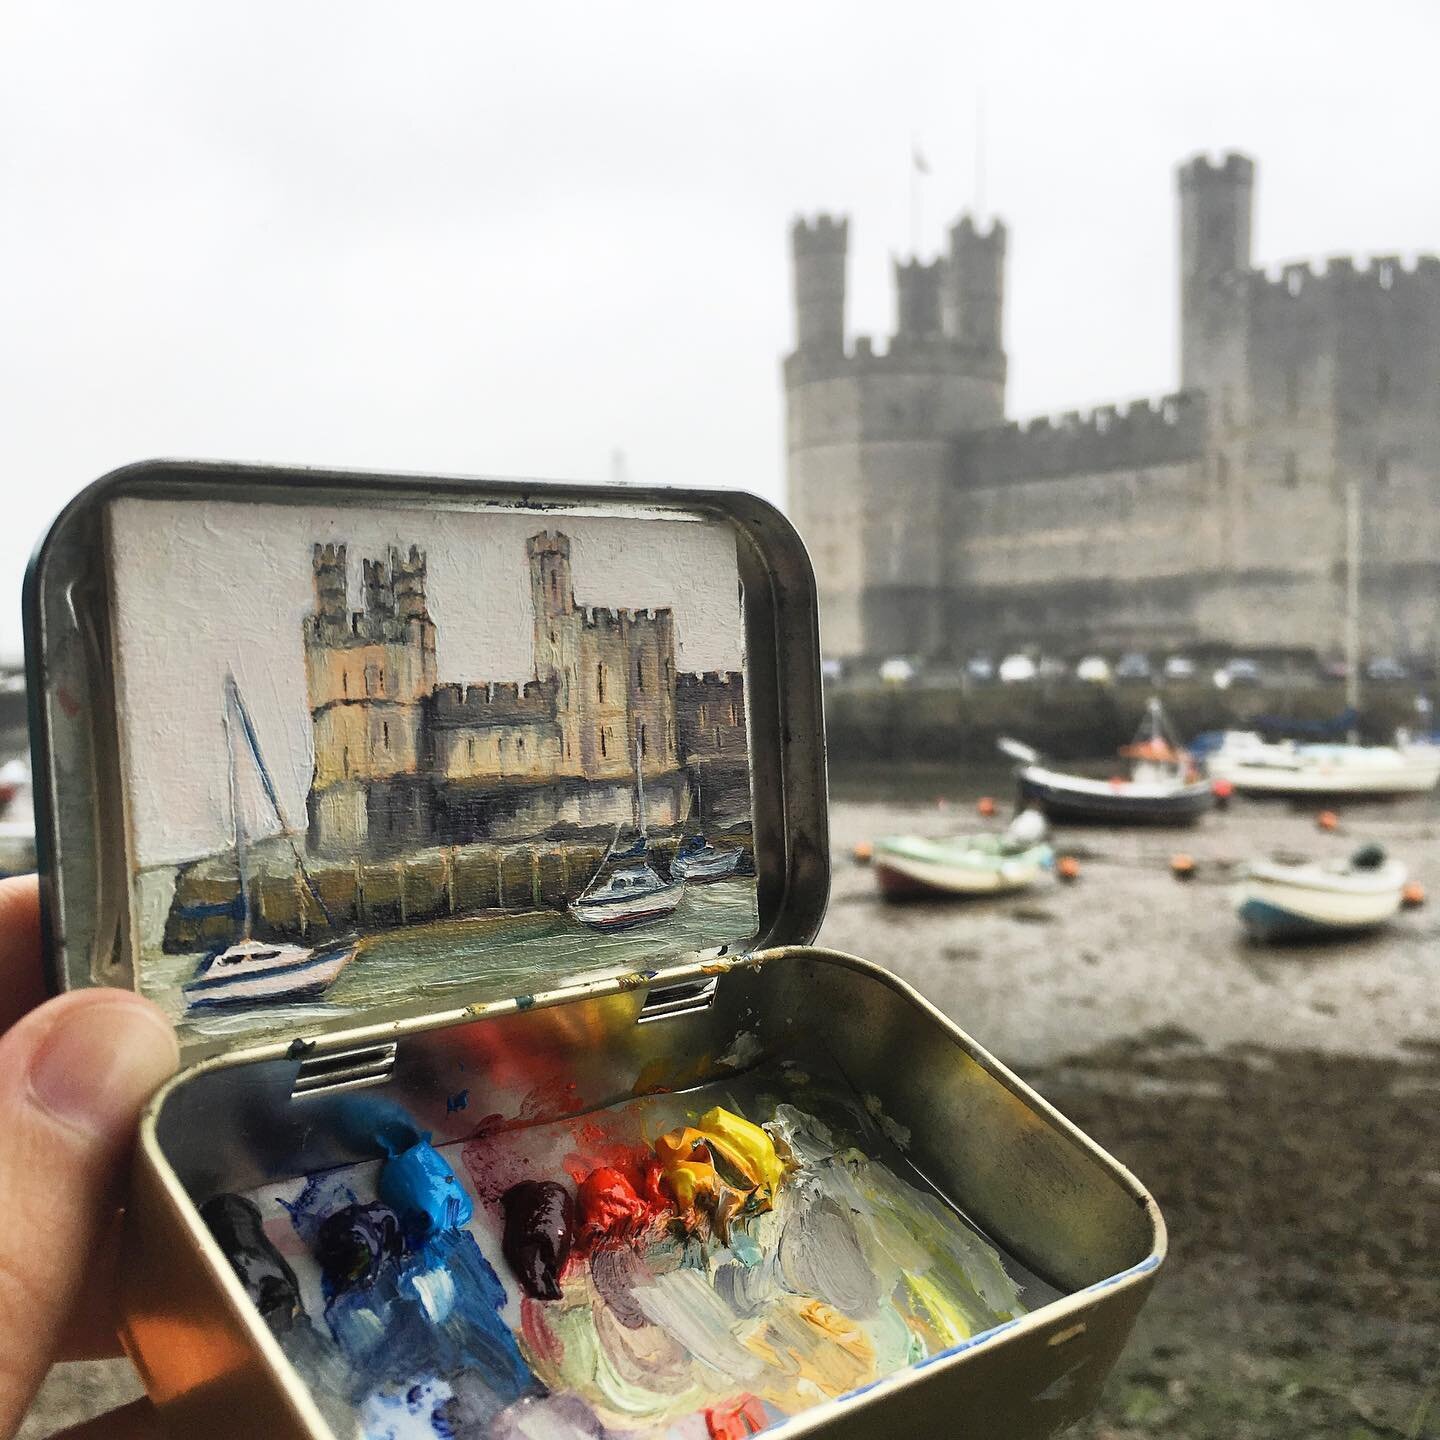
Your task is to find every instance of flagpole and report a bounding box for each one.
[975,90,986,221]
[910,135,921,254]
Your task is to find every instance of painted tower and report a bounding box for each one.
[784,211,1008,659]
[305,544,438,854]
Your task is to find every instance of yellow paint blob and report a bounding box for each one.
[654,1106,790,1235]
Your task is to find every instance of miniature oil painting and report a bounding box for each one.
[108,498,759,1048]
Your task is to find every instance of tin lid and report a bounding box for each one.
[26,462,829,1060]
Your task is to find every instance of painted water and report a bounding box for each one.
[214,1056,1059,1440]
[147,877,760,1045]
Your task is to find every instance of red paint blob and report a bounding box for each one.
[576,1164,667,1250]
[705,1395,767,1439]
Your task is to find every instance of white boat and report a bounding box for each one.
[1237,847,1407,941]
[871,821,1052,899]
[670,834,744,883]
[184,938,356,1008]
[570,737,685,930]
[184,673,355,1010]
[1207,733,1440,797]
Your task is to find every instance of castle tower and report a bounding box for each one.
[305,546,438,855]
[791,216,848,355]
[312,543,347,634]
[946,216,1006,355]
[785,209,1008,660]
[894,257,944,342]
[1178,152,1255,396]
[527,531,584,773]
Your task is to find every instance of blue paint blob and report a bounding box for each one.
[446,1089,469,1115]
[380,1136,475,1238]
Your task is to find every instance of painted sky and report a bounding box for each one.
[108,498,745,865]
[4,0,1440,660]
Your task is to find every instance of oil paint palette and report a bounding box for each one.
[105,498,760,1050]
[207,1060,1051,1440]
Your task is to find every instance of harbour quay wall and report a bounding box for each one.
[823,681,1425,767]
[161,827,751,953]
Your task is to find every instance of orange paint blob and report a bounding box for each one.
[705,1395,767,1439]
[575,1167,651,1250]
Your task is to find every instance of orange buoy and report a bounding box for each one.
[1211,777,1234,808]
[852,840,873,865]
[1402,881,1426,909]
[1057,855,1081,883]
[977,796,997,818]
[1170,853,1197,880]
[1317,810,1339,832]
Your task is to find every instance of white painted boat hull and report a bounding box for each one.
[1208,743,1440,797]
[184,945,356,1008]
[1237,861,1406,939]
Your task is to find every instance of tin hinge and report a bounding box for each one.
[637,976,719,1023]
[291,1041,398,1099]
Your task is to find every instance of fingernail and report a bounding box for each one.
[29,1000,179,1139]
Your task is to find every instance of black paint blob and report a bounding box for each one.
[315,1202,405,1293]
[501,1180,575,1301]
[200,1193,302,1334]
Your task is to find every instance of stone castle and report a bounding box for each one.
[784,153,1440,663]
[303,533,747,857]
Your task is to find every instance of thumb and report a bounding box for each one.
[0,989,177,1435]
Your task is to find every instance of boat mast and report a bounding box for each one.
[223,673,251,941]
[634,735,647,841]
[1345,479,1361,739]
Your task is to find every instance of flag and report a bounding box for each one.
[912,143,930,176]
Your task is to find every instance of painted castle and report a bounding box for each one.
[303,532,748,857]
[785,152,1440,663]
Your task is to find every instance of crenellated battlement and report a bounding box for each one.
[428,677,558,726]
[1248,251,1440,302]
[950,213,1006,247]
[1178,151,1255,187]
[786,332,1006,385]
[791,214,849,251]
[578,604,673,631]
[960,391,1209,485]
[676,670,745,690]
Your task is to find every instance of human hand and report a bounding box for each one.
[0,876,178,1439]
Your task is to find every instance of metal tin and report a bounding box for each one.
[27,461,1164,1439]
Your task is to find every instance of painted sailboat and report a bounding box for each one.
[184,674,356,1009]
[1237,844,1408,941]
[669,779,743,883]
[569,738,685,931]
[1001,698,1215,826]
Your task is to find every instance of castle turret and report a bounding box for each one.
[1178,152,1255,394]
[947,215,1006,355]
[312,543,347,633]
[391,545,429,623]
[893,257,944,342]
[791,215,848,355]
[527,531,583,772]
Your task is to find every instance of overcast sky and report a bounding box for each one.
[4,0,1439,661]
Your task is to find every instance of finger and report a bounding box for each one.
[50,1397,165,1440]
[55,1211,127,1363]
[0,989,177,1435]
[0,875,46,1033]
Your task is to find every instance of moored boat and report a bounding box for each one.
[670,834,744,884]
[1237,845,1407,940]
[871,825,1053,900]
[1206,733,1440,798]
[184,672,356,1010]
[1001,699,1215,827]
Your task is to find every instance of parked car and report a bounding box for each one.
[998,653,1038,684]
[1216,656,1262,688]
[1162,655,1197,681]
[1075,655,1112,684]
[879,656,918,686]
[964,654,995,683]
[1366,656,1409,682]
[1115,652,1152,682]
